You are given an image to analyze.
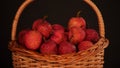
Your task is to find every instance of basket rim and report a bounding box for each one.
[9,37,109,64]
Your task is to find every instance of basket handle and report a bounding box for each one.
[11,0,33,41]
[11,0,105,41]
[84,0,105,38]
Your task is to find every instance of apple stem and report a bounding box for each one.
[43,15,48,20]
[76,11,81,17]
[42,15,48,23]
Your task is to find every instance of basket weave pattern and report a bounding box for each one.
[12,51,104,68]
[9,0,109,68]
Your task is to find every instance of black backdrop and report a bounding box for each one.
[1,0,120,68]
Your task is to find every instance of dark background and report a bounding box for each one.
[1,0,120,68]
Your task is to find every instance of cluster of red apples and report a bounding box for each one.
[18,14,99,55]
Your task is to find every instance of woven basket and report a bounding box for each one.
[9,0,109,68]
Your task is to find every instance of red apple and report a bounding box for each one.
[69,27,86,44]
[40,40,57,55]
[24,30,42,50]
[50,24,65,44]
[50,32,64,44]
[32,18,52,38]
[37,22,52,38]
[18,29,30,45]
[68,17,86,30]
[32,19,43,30]
[78,41,93,51]
[85,29,99,43]
[52,24,64,33]
[58,41,76,55]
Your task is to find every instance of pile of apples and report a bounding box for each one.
[18,14,99,55]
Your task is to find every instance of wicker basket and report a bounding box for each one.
[9,0,109,68]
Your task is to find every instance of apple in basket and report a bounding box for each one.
[78,41,93,51]
[68,27,86,44]
[58,41,76,55]
[85,29,100,43]
[50,24,65,44]
[68,11,86,30]
[18,29,30,45]
[40,40,58,55]
[32,18,52,38]
[23,30,42,50]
